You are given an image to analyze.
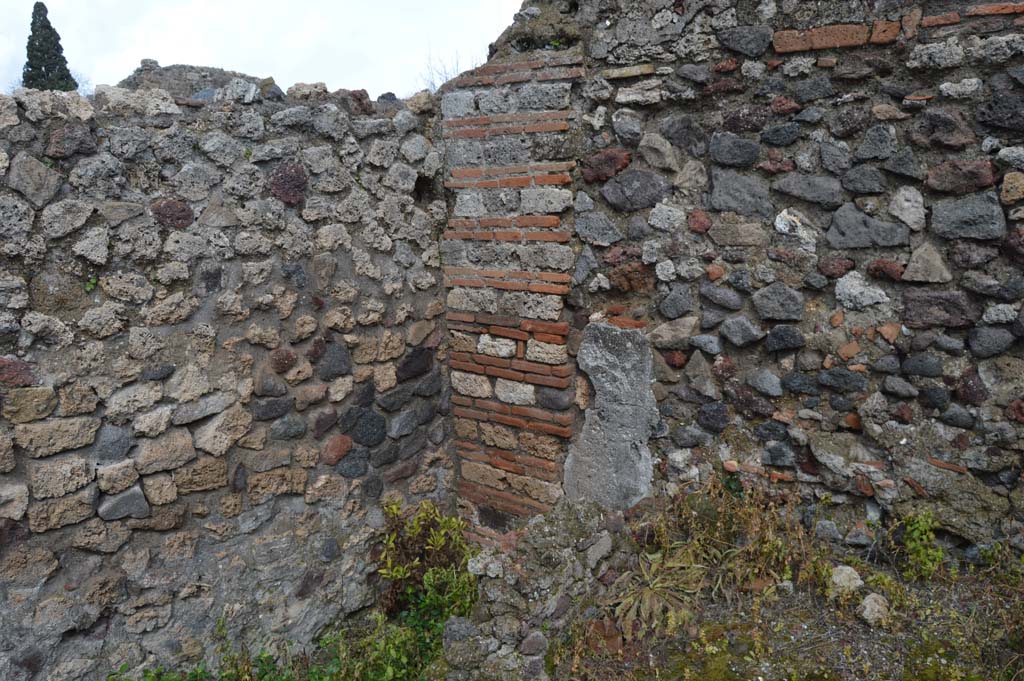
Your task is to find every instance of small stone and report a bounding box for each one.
[581,148,631,183]
[902,243,952,283]
[854,125,897,161]
[451,371,492,398]
[830,565,864,598]
[753,283,804,321]
[710,168,773,218]
[717,25,773,57]
[888,186,926,231]
[968,327,1016,359]
[772,173,844,209]
[576,212,623,246]
[857,593,890,627]
[931,192,1006,240]
[827,203,908,248]
[720,316,766,347]
[748,368,783,397]
[2,386,57,423]
[835,272,889,310]
[903,290,981,329]
[98,485,150,520]
[150,198,193,228]
[709,132,759,167]
[842,165,888,194]
[697,402,730,433]
[14,417,101,458]
[926,160,996,195]
[766,325,805,352]
[6,152,62,208]
[601,170,672,211]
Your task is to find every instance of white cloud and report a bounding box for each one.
[2,0,522,97]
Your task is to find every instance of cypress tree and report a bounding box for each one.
[21,2,78,91]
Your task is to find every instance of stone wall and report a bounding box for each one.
[4,0,1024,678]
[444,0,1024,559]
[438,1,1024,676]
[0,80,448,680]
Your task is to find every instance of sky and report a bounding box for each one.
[1,0,524,98]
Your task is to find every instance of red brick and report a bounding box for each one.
[486,367,527,382]
[473,354,512,368]
[532,333,566,345]
[521,320,570,335]
[489,413,529,429]
[921,12,961,27]
[773,24,870,53]
[517,215,560,228]
[450,360,486,374]
[452,406,489,422]
[511,359,553,375]
[528,282,569,295]
[870,20,901,44]
[489,326,530,341]
[523,374,572,389]
[475,399,513,415]
[965,2,1024,15]
[524,421,573,438]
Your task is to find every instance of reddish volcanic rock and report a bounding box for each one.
[580,147,631,183]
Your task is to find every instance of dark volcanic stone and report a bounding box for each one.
[697,402,729,433]
[270,160,307,205]
[842,165,887,194]
[660,114,708,156]
[761,123,802,147]
[717,25,773,57]
[252,397,294,421]
[91,424,136,463]
[376,384,416,412]
[902,354,944,377]
[967,327,1016,358]
[151,198,194,228]
[699,280,744,310]
[920,386,951,410]
[336,448,369,478]
[931,192,1007,241]
[818,367,868,393]
[317,342,352,380]
[977,92,1024,131]
[782,372,820,395]
[828,107,871,139]
[766,325,806,352]
[709,132,760,167]
[269,348,297,374]
[902,290,981,329]
[909,109,975,149]
[764,443,797,467]
[957,366,989,406]
[351,409,387,447]
[397,347,434,382]
[793,76,834,103]
[576,212,623,246]
[710,168,773,218]
[311,408,339,438]
[536,387,574,411]
[659,283,694,319]
[270,414,306,440]
[581,147,631,183]
[754,420,789,442]
[940,404,975,429]
[752,283,804,321]
[601,170,672,211]
[882,147,927,180]
[771,173,844,209]
[854,125,897,161]
[826,203,908,248]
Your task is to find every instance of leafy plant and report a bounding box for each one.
[900,512,944,581]
[108,501,476,681]
[84,275,98,292]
